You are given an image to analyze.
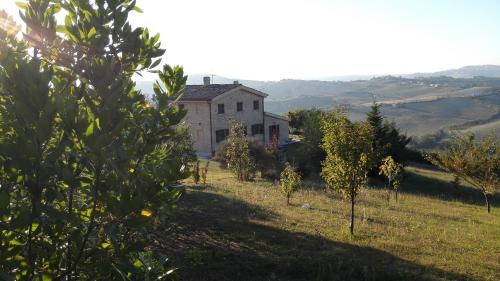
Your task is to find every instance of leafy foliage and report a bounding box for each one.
[279,163,301,205]
[321,110,375,234]
[379,156,403,201]
[285,109,309,134]
[428,133,499,213]
[214,140,279,179]
[225,121,256,181]
[0,0,194,279]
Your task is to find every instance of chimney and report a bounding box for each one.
[203,76,210,86]
[233,80,239,84]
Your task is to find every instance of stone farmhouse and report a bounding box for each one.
[177,77,289,157]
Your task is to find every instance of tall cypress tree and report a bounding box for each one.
[366,102,411,174]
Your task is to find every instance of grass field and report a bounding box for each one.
[163,162,499,281]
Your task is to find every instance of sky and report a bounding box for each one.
[2,0,500,81]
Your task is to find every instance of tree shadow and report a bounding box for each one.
[400,170,497,208]
[160,188,473,281]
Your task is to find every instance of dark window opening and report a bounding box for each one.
[251,124,264,135]
[217,104,225,114]
[237,102,243,112]
[178,103,185,110]
[269,125,280,141]
[216,129,230,143]
[253,100,259,110]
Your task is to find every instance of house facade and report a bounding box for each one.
[178,77,289,157]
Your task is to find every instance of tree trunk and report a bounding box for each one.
[350,195,355,235]
[485,193,491,213]
[287,194,290,205]
[395,190,398,202]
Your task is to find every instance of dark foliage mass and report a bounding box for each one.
[366,102,412,175]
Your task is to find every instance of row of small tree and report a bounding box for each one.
[266,105,498,234]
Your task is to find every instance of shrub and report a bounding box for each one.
[215,140,281,180]
[226,121,256,181]
[192,160,201,184]
[201,161,209,184]
[280,163,301,205]
[379,156,404,201]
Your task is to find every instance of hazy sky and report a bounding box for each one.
[2,0,500,80]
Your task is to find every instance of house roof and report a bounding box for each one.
[178,84,242,101]
[265,111,289,122]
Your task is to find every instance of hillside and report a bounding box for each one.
[136,68,500,137]
[164,161,500,281]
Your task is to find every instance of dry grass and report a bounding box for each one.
[164,161,499,281]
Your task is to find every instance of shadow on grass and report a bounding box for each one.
[400,170,497,208]
[161,188,472,281]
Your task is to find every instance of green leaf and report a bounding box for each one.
[132,6,144,13]
[150,58,162,69]
[84,122,94,137]
[95,118,101,130]
[56,25,66,33]
[9,239,24,246]
[88,27,96,38]
[15,2,28,9]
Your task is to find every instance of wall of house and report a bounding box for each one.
[210,89,265,154]
[264,113,290,145]
[179,101,212,157]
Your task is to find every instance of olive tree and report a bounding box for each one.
[429,133,499,213]
[0,0,194,279]
[280,162,301,205]
[321,110,374,234]
[379,156,403,201]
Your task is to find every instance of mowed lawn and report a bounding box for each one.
[162,161,500,281]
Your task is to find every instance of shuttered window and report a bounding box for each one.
[251,124,264,135]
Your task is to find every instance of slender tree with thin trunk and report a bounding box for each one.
[280,162,301,205]
[321,110,375,234]
[379,156,403,202]
[428,133,499,213]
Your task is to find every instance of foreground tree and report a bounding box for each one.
[226,121,256,181]
[321,110,374,234]
[428,133,499,213]
[280,163,301,205]
[379,156,403,201]
[0,0,193,279]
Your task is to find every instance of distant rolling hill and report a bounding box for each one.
[136,65,500,137]
[406,65,500,79]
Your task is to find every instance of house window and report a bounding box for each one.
[178,103,185,110]
[215,129,230,143]
[251,124,264,135]
[269,125,280,141]
[237,102,243,112]
[217,104,225,114]
[253,100,259,110]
